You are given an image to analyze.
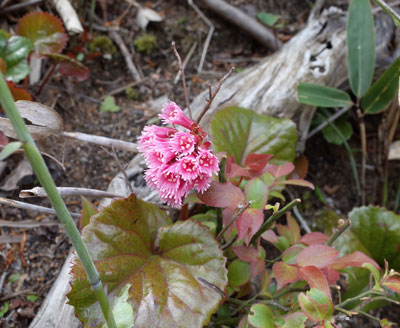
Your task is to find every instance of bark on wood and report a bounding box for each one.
[29,6,397,327]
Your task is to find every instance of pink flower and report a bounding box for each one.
[138,101,219,207]
[159,101,194,129]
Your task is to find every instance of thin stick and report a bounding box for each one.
[20,186,124,199]
[171,41,192,119]
[357,108,367,205]
[187,0,215,72]
[0,0,43,14]
[0,272,6,294]
[326,219,351,246]
[109,30,141,82]
[196,67,235,124]
[307,106,351,139]
[101,78,148,99]
[60,131,138,152]
[0,219,60,228]
[173,41,198,85]
[0,197,80,217]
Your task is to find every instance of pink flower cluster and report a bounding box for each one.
[138,101,219,207]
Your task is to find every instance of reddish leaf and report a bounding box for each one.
[0,131,9,146]
[265,162,294,178]
[225,156,249,179]
[236,208,264,244]
[297,245,338,269]
[244,153,272,176]
[382,276,400,293]
[298,266,331,298]
[330,251,380,270]
[6,82,31,101]
[250,258,266,278]
[18,12,67,55]
[321,267,341,285]
[276,179,315,190]
[232,245,259,263]
[261,230,278,244]
[198,181,245,208]
[46,53,89,81]
[300,232,330,245]
[298,288,332,322]
[273,262,299,290]
[0,58,6,73]
[276,215,300,245]
[290,154,308,179]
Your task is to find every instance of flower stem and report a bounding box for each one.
[0,73,117,328]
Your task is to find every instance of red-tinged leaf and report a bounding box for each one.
[298,266,331,298]
[291,155,308,179]
[298,288,332,322]
[265,162,294,178]
[225,156,250,179]
[0,58,6,73]
[198,181,245,208]
[261,230,278,244]
[232,245,258,263]
[273,262,299,290]
[236,208,264,244]
[6,82,31,101]
[321,267,341,285]
[68,195,228,328]
[0,131,9,146]
[300,232,330,245]
[276,179,315,190]
[297,245,338,269]
[276,215,300,245]
[330,251,380,270]
[80,197,97,230]
[282,246,305,264]
[18,12,67,55]
[244,153,273,176]
[250,257,266,278]
[46,53,89,81]
[382,276,400,293]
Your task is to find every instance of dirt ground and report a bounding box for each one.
[0,0,399,327]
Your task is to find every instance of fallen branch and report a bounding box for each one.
[199,0,282,51]
[20,186,124,199]
[109,30,141,82]
[60,131,138,152]
[0,197,80,218]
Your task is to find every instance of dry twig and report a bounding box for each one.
[20,186,124,199]
[173,42,198,85]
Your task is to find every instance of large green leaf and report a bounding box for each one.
[210,107,297,165]
[68,195,227,328]
[334,206,400,270]
[297,83,353,108]
[361,56,400,114]
[347,0,376,97]
[0,35,33,82]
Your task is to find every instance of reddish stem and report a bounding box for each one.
[180,203,189,220]
[36,63,57,97]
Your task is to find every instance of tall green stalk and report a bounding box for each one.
[0,73,117,328]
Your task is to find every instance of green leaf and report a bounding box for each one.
[8,273,20,283]
[68,195,227,328]
[298,288,331,322]
[18,12,67,55]
[280,312,307,328]
[347,0,376,97]
[256,12,280,27]
[297,83,353,108]
[0,141,22,161]
[228,259,251,287]
[319,113,353,146]
[100,96,120,113]
[80,196,98,229]
[0,35,33,82]
[248,303,274,328]
[373,0,400,28]
[335,206,400,270]
[245,178,268,209]
[361,55,400,114]
[210,107,297,165]
[26,294,39,302]
[0,301,9,318]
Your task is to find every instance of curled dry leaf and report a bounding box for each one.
[136,7,163,30]
[0,101,63,139]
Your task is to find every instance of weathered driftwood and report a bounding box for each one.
[191,7,395,151]
[30,6,397,328]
